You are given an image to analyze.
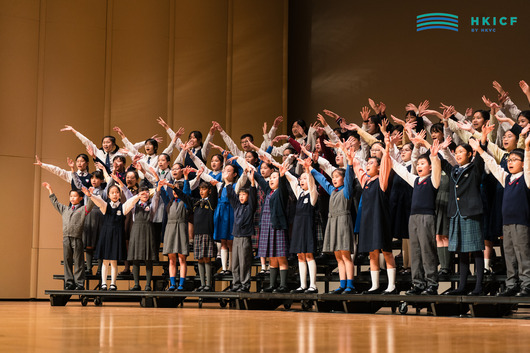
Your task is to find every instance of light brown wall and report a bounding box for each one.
[0,0,287,299]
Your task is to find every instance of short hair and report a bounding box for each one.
[199,181,211,190]
[240,133,254,142]
[101,136,119,153]
[159,153,171,164]
[332,168,345,178]
[145,138,159,153]
[475,109,490,121]
[238,187,250,195]
[211,154,224,163]
[138,186,150,193]
[126,170,139,180]
[417,152,432,165]
[509,148,524,161]
[189,131,203,146]
[69,189,83,198]
[368,156,382,166]
[113,155,126,163]
[91,170,105,180]
[430,123,444,134]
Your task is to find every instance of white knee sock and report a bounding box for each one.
[369,270,380,291]
[307,259,317,289]
[221,249,228,271]
[101,262,108,287]
[385,268,396,292]
[484,258,491,272]
[298,261,307,289]
[110,260,118,285]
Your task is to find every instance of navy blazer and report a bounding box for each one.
[441,153,485,218]
[254,173,289,230]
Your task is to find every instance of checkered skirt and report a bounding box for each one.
[448,212,484,252]
[257,194,288,257]
[194,233,216,260]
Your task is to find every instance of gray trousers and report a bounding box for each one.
[408,214,439,288]
[63,237,86,287]
[503,224,530,289]
[232,237,253,289]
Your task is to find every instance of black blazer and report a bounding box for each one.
[227,184,257,237]
[441,153,485,218]
[254,173,289,230]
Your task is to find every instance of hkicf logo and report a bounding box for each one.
[470,16,517,32]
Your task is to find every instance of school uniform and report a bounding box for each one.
[49,194,94,288]
[174,182,218,259]
[160,189,189,256]
[311,165,355,252]
[358,178,392,253]
[227,184,257,290]
[481,150,530,292]
[440,154,485,252]
[127,197,160,261]
[254,173,289,258]
[95,201,127,260]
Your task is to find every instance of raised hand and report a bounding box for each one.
[151,134,163,144]
[360,106,371,122]
[390,114,405,126]
[418,100,429,114]
[278,163,287,177]
[441,106,454,121]
[34,155,42,166]
[405,103,418,113]
[113,126,125,139]
[421,109,442,119]
[212,121,223,132]
[66,157,75,171]
[42,182,52,191]
[248,169,256,184]
[468,137,481,152]
[465,108,473,119]
[521,125,530,138]
[317,113,328,127]
[182,166,193,179]
[86,146,95,158]
[258,154,272,165]
[390,131,403,146]
[262,122,267,135]
[174,127,185,139]
[481,95,492,108]
[149,167,160,181]
[430,139,440,157]
[498,91,509,106]
[95,161,106,171]
[379,102,387,115]
[60,125,76,133]
[273,115,284,128]
[368,98,380,115]
[81,186,91,196]
[520,80,530,96]
[379,117,389,134]
[440,135,452,150]
[526,133,530,150]
[323,139,341,149]
[456,120,473,132]
[481,120,496,137]
[196,166,205,179]
[492,81,505,95]
[157,117,170,130]
[209,141,223,152]
[272,135,289,144]
[323,109,340,120]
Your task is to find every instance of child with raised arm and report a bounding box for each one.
[287,158,319,293]
[42,183,94,290]
[226,169,257,292]
[354,133,397,295]
[310,143,356,294]
[391,141,442,295]
[471,135,530,297]
[173,167,218,292]
[160,180,189,291]
[85,180,138,291]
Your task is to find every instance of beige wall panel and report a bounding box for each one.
[230,0,287,142]
[110,0,170,141]
[0,1,40,157]
[38,182,69,249]
[0,156,34,298]
[172,0,228,143]
[36,248,63,298]
[41,0,107,159]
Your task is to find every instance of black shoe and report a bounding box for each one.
[130,285,141,291]
[85,268,93,276]
[261,286,276,293]
[273,286,289,293]
[75,285,85,291]
[467,290,484,296]
[144,285,152,292]
[118,269,131,276]
[224,270,232,276]
[65,283,76,290]
[100,284,107,291]
[230,286,241,292]
[109,284,117,291]
[443,289,464,296]
[406,287,423,295]
[305,287,318,294]
[421,286,438,296]
[341,287,358,295]
[237,287,250,293]
[202,286,212,292]
[382,288,398,295]
[516,287,530,297]
[329,287,345,294]
[290,287,307,294]
[497,287,519,297]
[194,286,205,292]
[362,288,382,295]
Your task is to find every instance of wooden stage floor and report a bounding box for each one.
[1,301,530,353]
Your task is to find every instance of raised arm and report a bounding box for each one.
[379,133,392,192]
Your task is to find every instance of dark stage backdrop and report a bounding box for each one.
[288,0,530,126]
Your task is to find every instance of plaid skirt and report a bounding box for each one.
[448,212,484,253]
[194,233,216,260]
[252,207,261,249]
[257,197,288,257]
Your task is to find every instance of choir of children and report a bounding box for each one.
[40,79,530,297]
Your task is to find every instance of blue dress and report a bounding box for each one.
[213,184,234,241]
